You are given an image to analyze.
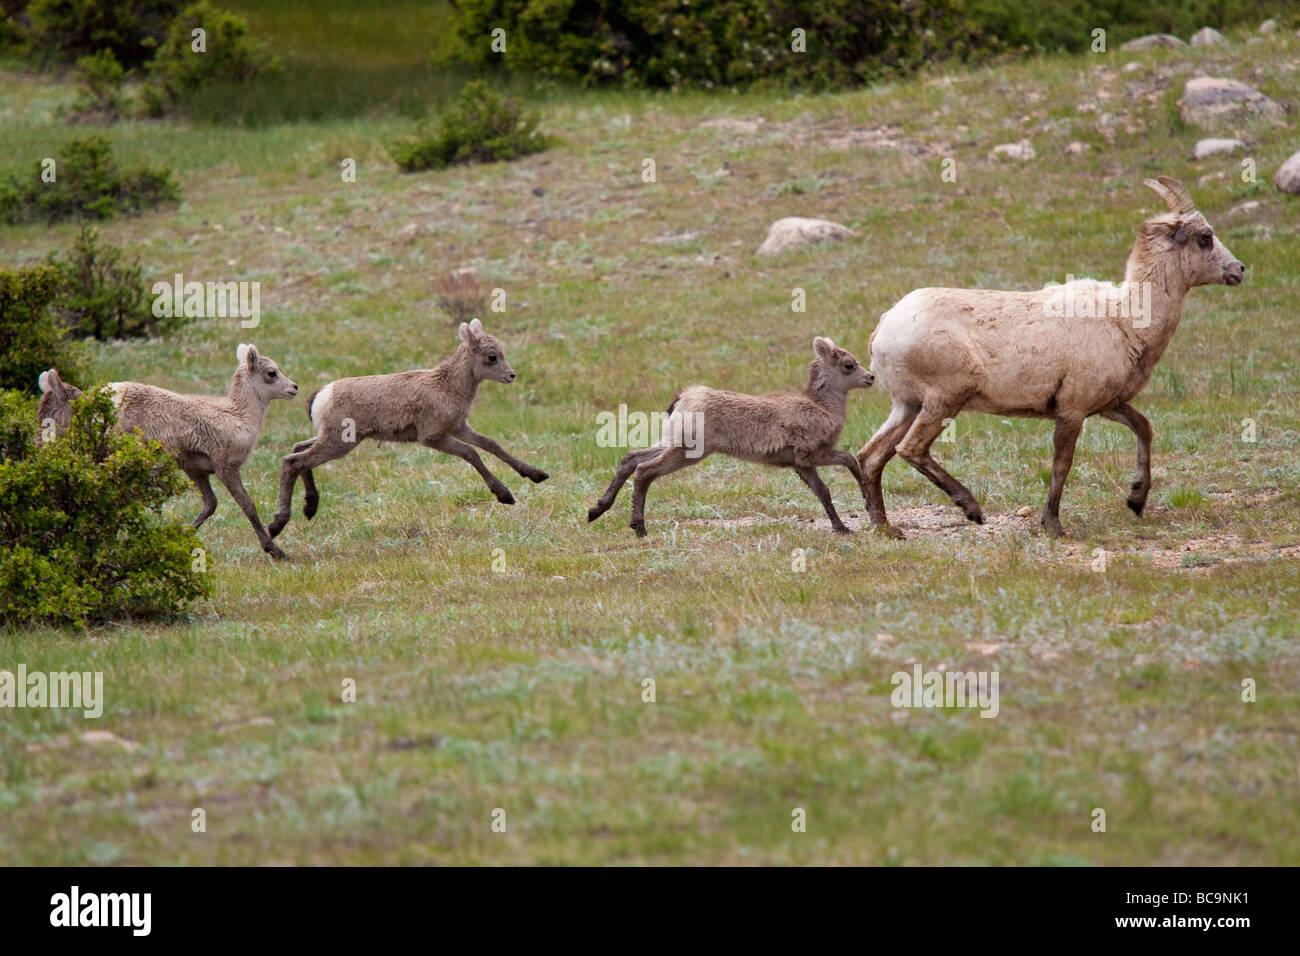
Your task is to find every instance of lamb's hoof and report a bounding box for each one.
[267,517,287,539]
[1040,515,1066,537]
[263,541,287,560]
[630,520,647,538]
[832,524,852,535]
[587,505,605,523]
[303,500,318,521]
[965,509,984,525]
[872,523,905,541]
[495,490,516,505]
[529,470,549,484]
[1126,499,1145,517]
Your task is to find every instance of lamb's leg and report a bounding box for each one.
[301,469,319,521]
[269,435,352,538]
[794,466,850,534]
[895,404,983,524]
[426,434,516,504]
[190,472,219,527]
[629,447,693,537]
[588,446,660,522]
[455,423,549,483]
[1099,403,1153,516]
[1041,416,1083,537]
[856,402,919,538]
[217,466,285,559]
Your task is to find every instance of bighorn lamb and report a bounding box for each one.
[588,336,875,536]
[37,344,299,558]
[857,176,1244,538]
[268,318,548,538]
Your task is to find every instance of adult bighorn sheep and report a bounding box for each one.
[268,318,548,538]
[38,344,299,558]
[588,336,874,536]
[857,176,1244,538]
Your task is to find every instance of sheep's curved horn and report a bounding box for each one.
[1143,176,1196,214]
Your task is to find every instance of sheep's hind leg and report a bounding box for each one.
[794,467,850,534]
[1040,415,1083,537]
[427,434,516,504]
[629,447,693,537]
[588,446,659,523]
[856,403,918,538]
[269,436,351,538]
[189,471,219,528]
[217,466,285,559]
[1099,403,1152,516]
[455,424,549,483]
[895,405,984,524]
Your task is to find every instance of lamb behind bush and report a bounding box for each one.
[268,318,548,539]
[857,175,1245,538]
[588,336,874,536]
[38,343,298,558]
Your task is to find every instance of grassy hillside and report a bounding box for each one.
[0,15,1297,863]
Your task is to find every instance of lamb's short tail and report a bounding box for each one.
[665,388,684,417]
[306,389,320,422]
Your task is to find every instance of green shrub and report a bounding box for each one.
[143,2,280,114]
[390,80,552,172]
[69,49,128,122]
[0,389,36,464]
[25,0,178,68]
[0,265,83,394]
[47,225,164,341]
[0,135,180,225]
[0,386,210,626]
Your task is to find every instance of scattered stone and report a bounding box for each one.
[1178,77,1284,126]
[1016,506,1033,518]
[395,222,419,241]
[1190,27,1226,47]
[1121,34,1186,51]
[1064,141,1088,156]
[988,139,1036,162]
[1122,62,1143,74]
[965,642,1003,655]
[1193,137,1245,158]
[1259,19,1277,35]
[79,730,140,752]
[1228,200,1261,216]
[532,186,545,197]
[1275,150,1300,194]
[755,216,856,256]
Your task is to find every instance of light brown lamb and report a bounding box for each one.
[587,336,875,536]
[37,344,299,558]
[857,176,1245,538]
[268,318,548,539]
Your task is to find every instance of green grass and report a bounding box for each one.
[1,14,1298,864]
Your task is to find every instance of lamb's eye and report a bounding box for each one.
[267,370,277,378]
[843,362,855,373]
[486,354,498,364]
[1198,234,1213,249]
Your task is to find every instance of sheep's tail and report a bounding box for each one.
[868,328,877,358]
[665,389,684,417]
[307,389,320,422]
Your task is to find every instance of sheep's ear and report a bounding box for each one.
[237,343,259,371]
[459,321,479,349]
[39,368,67,399]
[469,317,483,334]
[38,370,51,394]
[1170,219,1194,245]
[813,336,835,360]
[458,322,471,345]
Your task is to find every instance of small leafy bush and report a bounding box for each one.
[142,2,280,114]
[69,49,128,122]
[47,225,164,341]
[25,0,178,68]
[0,387,210,625]
[390,81,552,172]
[0,135,180,225]
[0,265,83,394]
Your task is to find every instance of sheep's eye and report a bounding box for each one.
[1198,233,1213,249]
[843,362,855,373]
[486,354,498,364]
[267,370,277,378]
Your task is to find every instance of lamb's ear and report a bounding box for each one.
[38,370,52,394]
[813,336,836,360]
[459,321,479,349]
[469,317,483,334]
[237,343,259,371]
[39,368,67,399]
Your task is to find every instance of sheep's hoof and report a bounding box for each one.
[263,541,287,560]
[495,490,516,505]
[587,505,605,522]
[630,520,647,538]
[1040,515,1066,537]
[1126,498,1146,517]
[964,508,984,524]
[529,470,550,484]
[303,500,318,521]
[832,524,852,535]
[872,522,905,541]
[267,517,287,538]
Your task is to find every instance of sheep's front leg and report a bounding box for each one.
[455,423,549,483]
[1099,403,1153,516]
[1041,416,1083,537]
[794,467,850,534]
[217,466,285,559]
[427,434,515,504]
[189,471,219,527]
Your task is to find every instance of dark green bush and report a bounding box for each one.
[69,49,128,121]
[445,0,1295,89]
[0,389,36,464]
[0,386,210,625]
[390,80,552,172]
[25,0,178,68]
[47,225,164,341]
[0,135,180,225]
[0,265,83,394]
[142,2,280,115]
